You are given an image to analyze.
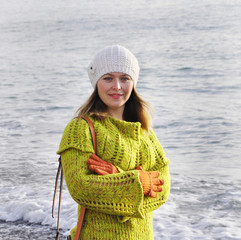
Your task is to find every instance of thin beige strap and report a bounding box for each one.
[52,157,63,240]
[52,158,61,218]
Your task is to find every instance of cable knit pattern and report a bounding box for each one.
[87,45,140,88]
[57,117,170,240]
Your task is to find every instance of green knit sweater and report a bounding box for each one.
[57,117,170,240]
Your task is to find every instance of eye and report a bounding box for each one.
[103,77,112,81]
[121,76,131,81]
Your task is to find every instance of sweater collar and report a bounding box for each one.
[106,116,141,141]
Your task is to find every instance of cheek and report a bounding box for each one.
[124,83,134,96]
[97,80,111,91]
[97,82,106,96]
[97,88,105,102]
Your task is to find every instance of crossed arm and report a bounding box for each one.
[88,154,165,198]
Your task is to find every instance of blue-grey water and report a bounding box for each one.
[0,0,241,239]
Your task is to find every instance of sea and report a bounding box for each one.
[0,0,241,239]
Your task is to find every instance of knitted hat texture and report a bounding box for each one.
[87,45,140,88]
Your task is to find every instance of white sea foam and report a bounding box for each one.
[0,184,77,232]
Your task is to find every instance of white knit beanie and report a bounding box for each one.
[87,45,140,88]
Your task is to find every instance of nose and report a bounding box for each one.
[112,78,121,90]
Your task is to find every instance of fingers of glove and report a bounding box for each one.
[91,165,112,173]
[152,178,165,186]
[136,166,143,170]
[112,166,119,174]
[88,164,98,172]
[160,179,165,185]
[89,165,109,175]
[90,155,119,173]
[152,185,163,192]
[90,154,111,165]
[88,157,112,169]
[88,158,105,167]
[89,162,119,175]
[149,190,157,198]
[95,168,109,175]
[149,171,160,178]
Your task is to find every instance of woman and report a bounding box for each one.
[57,45,170,239]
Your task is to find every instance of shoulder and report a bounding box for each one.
[65,117,90,132]
[142,127,170,166]
[57,117,94,154]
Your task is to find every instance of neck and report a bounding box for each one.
[107,107,124,120]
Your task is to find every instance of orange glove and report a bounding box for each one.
[136,166,164,198]
[88,154,119,175]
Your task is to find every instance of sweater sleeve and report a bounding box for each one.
[57,118,146,218]
[137,129,171,214]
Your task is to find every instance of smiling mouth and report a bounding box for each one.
[109,94,123,99]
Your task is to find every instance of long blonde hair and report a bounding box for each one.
[76,87,153,131]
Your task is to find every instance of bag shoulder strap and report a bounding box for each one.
[81,116,96,153]
[52,117,96,240]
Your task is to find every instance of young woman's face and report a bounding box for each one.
[97,72,134,115]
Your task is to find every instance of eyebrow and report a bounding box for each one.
[104,73,130,77]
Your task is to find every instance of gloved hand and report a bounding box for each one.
[136,166,164,198]
[88,154,119,175]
